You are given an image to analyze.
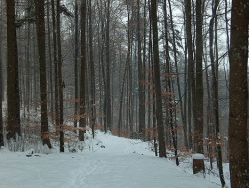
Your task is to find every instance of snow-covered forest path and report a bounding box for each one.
[0,132,219,188]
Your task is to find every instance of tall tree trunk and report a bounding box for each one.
[106,0,112,130]
[51,0,59,133]
[185,0,194,150]
[74,0,79,129]
[209,0,225,186]
[88,0,96,138]
[166,0,188,149]
[25,0,31,126]
[229,0,249,187]
[118,5,130,136]
[0,7,3,147]
[36,0,52,149]
[46,0,54,124]
[151,0,166,158]
[7,0,21,140]
[137,0,145,138]
[79,0,87,141]
[57,0,64,152]
[195,0,203,154]
[143,0,147,140]
[167,0,179,165]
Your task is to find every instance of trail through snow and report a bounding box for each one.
[0,131,221,188]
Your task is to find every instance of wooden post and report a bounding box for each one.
[193,153,205,174]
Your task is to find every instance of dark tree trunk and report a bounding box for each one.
[151,0,166,158]
[195,0,203,154]
[36,0,52,149]
[7,0,21,140]
[51,0,59,133]
[88,0,96,138]
[0,12,3,147]
[137,0,145,138]
[229,0,249,187]
[209,0,225,186]
[184,0,194,150]
[74,0,79,129]
[167,0,179,165]
[166,0,187,150]
[79,0,87,141]
[57,0,64,152]
[106,0,112,130]
[118,5,130,136]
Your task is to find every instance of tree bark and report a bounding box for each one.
[185,0,194,150]
[88,0,96,138]
[36,0,52,149]
[195,0,203,154]
[151,0,166,158]
[79,0,87,141]
[51,0,59,133]
[57,0,64,152]
[46,0,54,124]
[74,0,79,129]
[229,0,249,187]
[0,7,3,147]
[7,0,21,140]
[106,0,112,131]
[137,0,145,138]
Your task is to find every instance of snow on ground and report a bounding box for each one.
[0,131,227,188]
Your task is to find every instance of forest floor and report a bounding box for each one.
[0,130,229,188]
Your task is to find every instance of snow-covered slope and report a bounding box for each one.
[0,131,223,188]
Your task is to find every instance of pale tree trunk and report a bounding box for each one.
[46,0,54,124]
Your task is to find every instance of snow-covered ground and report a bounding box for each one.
[0,131,229,188]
